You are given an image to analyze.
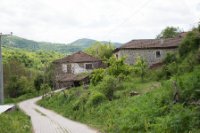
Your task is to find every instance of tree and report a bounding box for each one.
[90,68,105,85]
[97,75,117,101]
[107,56,131,77]
[84,42,114,60]
[179,29,200,57]
[6,76,29,98]
[34,74,44,92]
[40,84,51,98]
[156,26,181,39]
[133,57,148,81]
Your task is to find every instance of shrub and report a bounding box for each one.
[152,104,200,133]
[178,69,200,102]
[40,84,51,98]
[107,56,131,77]
[90,68,105,85]
[34,74,44,92]
[6,76,29,98]
[133,56,148,81]
[164,53,177,64]
[87,91,106,106]
[72,91,89,111]
[97,75,118,100]
[179,31,200,57]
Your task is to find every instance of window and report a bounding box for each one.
[62,64,67,73]
[85,64,93,70]
[156,51,161,58]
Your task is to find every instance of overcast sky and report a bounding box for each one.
[0,0,199,43]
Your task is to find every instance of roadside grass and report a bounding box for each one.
[0,108,32,133]
[38,73,200,133]
[5,91,40,104]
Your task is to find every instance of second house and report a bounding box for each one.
[53,51,104,89]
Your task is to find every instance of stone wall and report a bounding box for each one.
[114,48,177,66]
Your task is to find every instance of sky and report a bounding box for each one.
[0,0,199,44]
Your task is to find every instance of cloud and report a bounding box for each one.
[0,0,199,43]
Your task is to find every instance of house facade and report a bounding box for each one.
[114,35,185,67]
[53,51,104,89]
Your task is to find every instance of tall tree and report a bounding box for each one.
[84,42,114,60]
[156,26,181,39]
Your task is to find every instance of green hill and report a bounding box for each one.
[2,36,121,54]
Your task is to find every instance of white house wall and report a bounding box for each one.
[71,63,93,74]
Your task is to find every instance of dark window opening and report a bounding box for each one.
[85,64,93,69]
[116,54,118,59]
[156,51,161,58]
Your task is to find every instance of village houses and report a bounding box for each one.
[53,33,186,89]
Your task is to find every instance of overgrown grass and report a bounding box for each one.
[38,74,200,133]
[5,91,39,104]
[0,108,32,133]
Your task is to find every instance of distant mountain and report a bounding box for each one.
[2,36,121,54]
[69,38,121,49]
[69,38,97,47]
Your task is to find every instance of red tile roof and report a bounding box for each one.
[54,51,101,63]
[114,34,186,52]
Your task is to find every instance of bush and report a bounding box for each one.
[164,53,177,64]
[152,104,200,133]
[178,69,200,102]
[40,84,51,98]
[133,56,148,81]
[72,90,89,111]
[107,56,131,77]
[90,68,105,85]
[97,75,118,100]
[179,31,200,57]
[34,74,44,92]
[6,76,30,98]
[87,91,106,106]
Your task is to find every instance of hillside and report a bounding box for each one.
[2,36,121,54]
[38,27,200,133]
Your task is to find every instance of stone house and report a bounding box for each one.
[53,51,104,89]
[113,34,185,67]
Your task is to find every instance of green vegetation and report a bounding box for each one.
[40,84,51,98]
[133,56,148,81]
[0,109,32,133]
[84,42,115,60]
[38,25,200,132]
[3,47,63,102]
[1,35,118,103]
[156,26,181,39]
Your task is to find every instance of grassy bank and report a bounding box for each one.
[38,72,200,132]
[0,108,32,133]
[5,92,39,104]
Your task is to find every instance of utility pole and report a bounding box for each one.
[0,32,12,105]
